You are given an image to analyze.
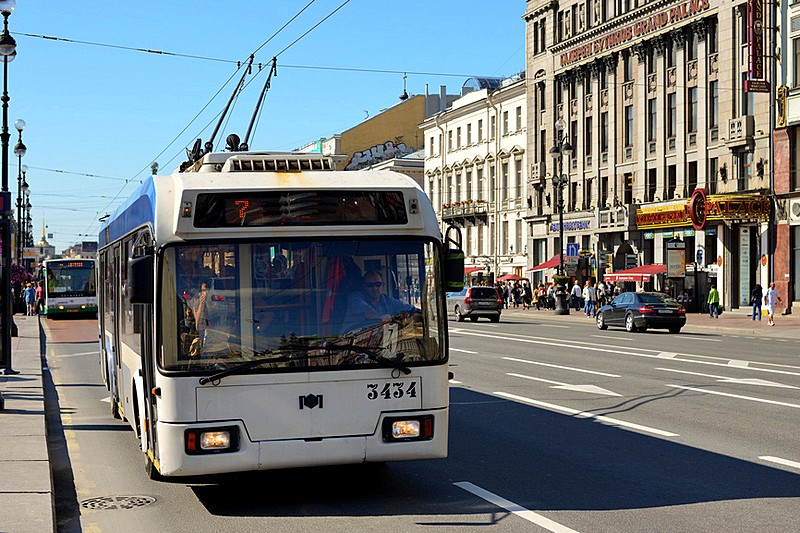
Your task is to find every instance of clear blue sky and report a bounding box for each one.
[9,0,525,252]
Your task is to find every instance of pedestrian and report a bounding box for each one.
[582,280,597,317]
[707,284,720,318]
[523,283,532,310]
[570,281,582,311]
[764,282,783,326]
[750,284,763,321]
[23,282,36,316]
[34,280,44,315]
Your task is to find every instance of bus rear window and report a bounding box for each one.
[193,191,408,227]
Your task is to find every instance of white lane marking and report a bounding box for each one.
[657,352,678,358]
[727,360,750,368]
[667,384,800,409]
[687,337,723,342]
[99,397,110,403]
[590,334,634,341]
[541,324,571,328]
[454,482,579,533]
[656,368,798,389]
[494,391,679,437]
[55,351,97,358]
[450,348,478,354]
[759,456,800,470]
[454,329,800,378]
[507,373,621,397]
[449,380,463,384]
[503,357,620,377]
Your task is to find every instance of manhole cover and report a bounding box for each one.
[80,496,157,510]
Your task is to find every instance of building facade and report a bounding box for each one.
[421,76,529,282]
[525,0,774,310]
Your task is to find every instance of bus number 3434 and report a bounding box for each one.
[366,382,418,400]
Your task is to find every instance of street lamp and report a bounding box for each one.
[13,120,24,261]
[0,0,17,376]
[549,118,573,315]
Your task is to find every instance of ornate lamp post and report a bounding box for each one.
[0,0,17,375]
[549,119,573,315]
[13,119,25,260]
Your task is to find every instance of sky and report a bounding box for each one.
[9,0,526,253]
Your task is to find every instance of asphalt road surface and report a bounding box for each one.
[43,314,800,532]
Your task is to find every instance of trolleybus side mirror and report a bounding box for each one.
[128,255,154,304]
[443,225,465,293]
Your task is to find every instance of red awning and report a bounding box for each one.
[602,264,666,282]
[527,254,564,272]
[465,266,485,275]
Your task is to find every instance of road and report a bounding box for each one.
[42,314,800,532]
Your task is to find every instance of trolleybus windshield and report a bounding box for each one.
[160,238,444,373]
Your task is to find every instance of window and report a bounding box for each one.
[515,220,523,256]
[478,119,484,142]
[647,46,656,74]
[571,119,578,158]
[448,130,453,151]
[687,161,698,194]
[476,167,484,200]
[501,161,509,200]
[667,93,677,139]
[429,136,435,157]
[455,171,462,201]
[647,169,657,201]
[667,40,676,68]
[466,168,473,200]
[490,115,496,140]
[456,127,461,149]
[708,157,718,194]
[502,111,509,136]
[585,116,593,157]
[516,106,523,131]
[794,131,800,190]
[647,98,657,142]
[667,165,677,199]
[467,123,472,145]
[515,159,523,198]
[601,112,609,152]
[624,105,634,147]
[687,31,697,61]
[623,52,633,82]
[794,38,800,87]
[556,78,564,104]
[708,17,718,54]
[489,165,496,202]
[688,87,698,134]
[709,81,719,128]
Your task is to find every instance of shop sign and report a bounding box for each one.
[559,0,711,67]
[663,231,674,238]
[643,231,655,240]
[683,229,695,237]
[549,219,591,232]
[636,193,770,230]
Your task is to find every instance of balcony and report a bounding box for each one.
[441,201,489,224]
[727,116,754,148]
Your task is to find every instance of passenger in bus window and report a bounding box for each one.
[340,270,419,333]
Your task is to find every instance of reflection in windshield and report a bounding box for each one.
[160,239,444,372]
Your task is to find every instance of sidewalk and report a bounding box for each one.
[0,316,54,533]
[502,304,800,339]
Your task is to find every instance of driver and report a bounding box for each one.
[340,270,418,333]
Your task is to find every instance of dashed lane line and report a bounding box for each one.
[666,384,800,409]
[454,482,580,533]
[494,391,680,437]
[759,456,800,471]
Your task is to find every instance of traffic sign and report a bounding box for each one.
[566,243,579,257]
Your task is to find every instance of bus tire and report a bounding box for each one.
[110,396,121,419]
[145,453,162,481]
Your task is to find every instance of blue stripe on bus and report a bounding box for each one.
[99,177,156,246]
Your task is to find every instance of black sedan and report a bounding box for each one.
[596,291,686,333]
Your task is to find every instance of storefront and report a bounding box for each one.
[634,190,770,311]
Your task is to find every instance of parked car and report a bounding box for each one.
[446,286,502,322]
[596,291,686,333]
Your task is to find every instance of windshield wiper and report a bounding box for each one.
[198,344,410,385]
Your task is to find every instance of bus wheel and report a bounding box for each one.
[145,453,162,481]
[110,396,121,419]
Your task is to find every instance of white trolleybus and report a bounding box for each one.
[41,258,98,317]
[98,151,464,479]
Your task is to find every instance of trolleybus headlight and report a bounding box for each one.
[382,415,434,442]
[185,426,239,454]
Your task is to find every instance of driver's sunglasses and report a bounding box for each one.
[365,282,384,288]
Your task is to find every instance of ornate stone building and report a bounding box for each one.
[525,0,773,310]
